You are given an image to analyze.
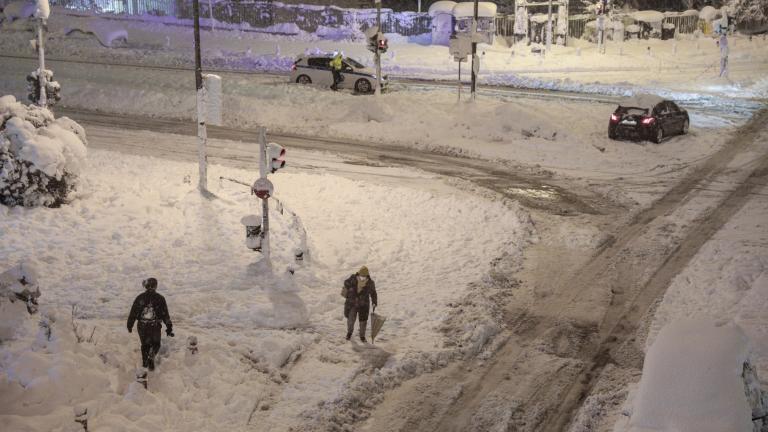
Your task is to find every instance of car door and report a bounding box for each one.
[307,57,333,86]
[340,61,355,89]
[654,102,672,133]
[667,101,685,133]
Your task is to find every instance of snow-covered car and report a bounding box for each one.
[290,55,388,94]
[608,94,689,143]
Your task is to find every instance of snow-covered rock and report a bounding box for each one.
[0,95,87,207]
[628,320,761,432]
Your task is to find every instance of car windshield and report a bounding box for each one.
[344,58,365,68]
[618,106,649,115]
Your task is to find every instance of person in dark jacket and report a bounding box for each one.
[342,266,377,342]
[127,277,173,371]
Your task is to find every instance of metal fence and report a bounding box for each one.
[662,15,699,34]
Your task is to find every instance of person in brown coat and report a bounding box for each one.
[342,266,377,342]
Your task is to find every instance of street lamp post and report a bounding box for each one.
[192,0,208,193]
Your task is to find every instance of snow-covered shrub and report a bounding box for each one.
[0,95,87,207]
[728,0,768,25]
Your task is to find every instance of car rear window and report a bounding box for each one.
[618,106,648,115]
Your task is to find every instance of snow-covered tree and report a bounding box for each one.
[0,95,87,208]
[728,0,768,23]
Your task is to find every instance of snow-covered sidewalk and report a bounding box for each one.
[0,134,533,430]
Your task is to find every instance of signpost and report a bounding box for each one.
[450,36,472,100]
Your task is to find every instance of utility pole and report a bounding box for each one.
[470,0,478,100]
[546,0,553,54]
[375,0,382,96]
[36,17,47,107]
[258,127,271,262]
[193,0,208,193]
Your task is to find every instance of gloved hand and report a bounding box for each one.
[128,326,133,333]
[166,329,174,337]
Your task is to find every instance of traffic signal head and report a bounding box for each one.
[266,142,286,173]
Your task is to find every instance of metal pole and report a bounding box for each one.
[471,0,478,100]
[193,0,208,193]
[37,19,47,107]
[418,0,421,13]
[258,127,270,261]
[375,0,382,96]
[208,0,214,32]
[546,0,553,53]
[458,60,461,101]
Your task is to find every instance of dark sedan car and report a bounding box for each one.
[608,95,689,143]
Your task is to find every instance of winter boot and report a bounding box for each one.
[346,332,352,341]
[360,334,367,343]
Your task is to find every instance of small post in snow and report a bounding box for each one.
[208,0,215,32]
[34,0,50,107]
[193,0,208,193]
[375,0,382,96]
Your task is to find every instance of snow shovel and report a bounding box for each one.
[370,307,386,345]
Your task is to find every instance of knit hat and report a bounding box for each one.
[358,266,369,277]
[142,277,158,290]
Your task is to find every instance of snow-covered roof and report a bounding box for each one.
[452,2,497,18]
[620,93,665,109]
[631,10,664,23]
[429,1,457,16]
[699,6,720,21]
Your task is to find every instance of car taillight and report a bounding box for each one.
[641,116,655,125]
[610,113,619,123]
[291,64,297,71]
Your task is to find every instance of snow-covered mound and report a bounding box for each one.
[0,261,41,341]
[0,95,87,207]
[628,320,764,432]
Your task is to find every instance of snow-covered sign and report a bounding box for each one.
[428,0,457,16]
[452,2,497,18]
[203,74,222,126]
[252,178,274,199]
[449,36,472,60]
[631,10,664,23]
[629,320,758,432]
[34,0,49,20]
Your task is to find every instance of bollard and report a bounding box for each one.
[187,336,199,355]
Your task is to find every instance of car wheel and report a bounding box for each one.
[296,75,312,85]
[355,79,372,94]
[682,119,689,135]
[652,126,663,144]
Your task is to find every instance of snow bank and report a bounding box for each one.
[2,0,36,22]
[631,10,664,23]
[64,18,128,47]
[629,320,754,432]
[0,95,87,207]
[619,93,664,110]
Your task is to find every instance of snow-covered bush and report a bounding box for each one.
[0,95,87,207]
[728,0,768,25]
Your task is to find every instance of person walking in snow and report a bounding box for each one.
[127,277,174,371]
[341,266,377,342]
[330,52,343,91]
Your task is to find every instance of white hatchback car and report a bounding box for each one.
[290,55,388,94]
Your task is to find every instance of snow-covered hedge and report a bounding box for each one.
[0,95,87,207]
